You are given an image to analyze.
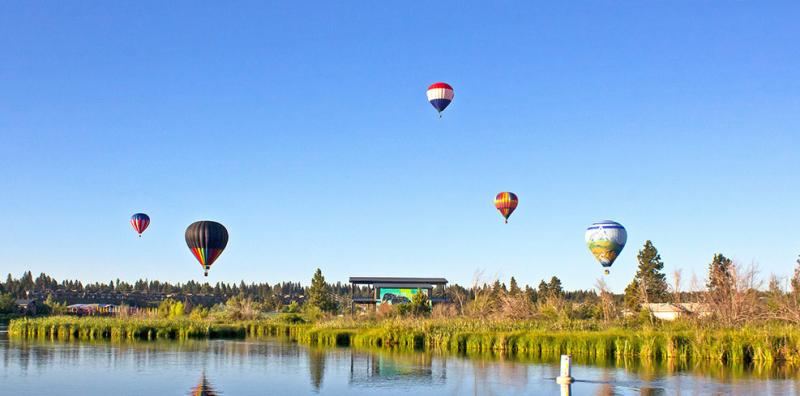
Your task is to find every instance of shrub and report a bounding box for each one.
[279,313,307,324]
[302,305,326,322]
[376,303,397,319]
[282,301,300,313]
[43,295,67,315]
[432,303,457,319]
[157,298,185,319]
[222,295,264,320]
[0,293,15,314]
[407,290,431,317]
[189,306,209,320]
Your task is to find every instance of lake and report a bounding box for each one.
[1,325,798,395]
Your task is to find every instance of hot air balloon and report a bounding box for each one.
[130,213,150,237]
[494,192,518,223]
[185,221,229,277]
[426,82,454,117]
[585,221,627,275]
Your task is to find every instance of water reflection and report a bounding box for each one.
[593,383,613,396]
[308,347,326,391]
[1,334,798,395]
[349,349,445,388]
[189,373,220,396]
[508,349,800,383]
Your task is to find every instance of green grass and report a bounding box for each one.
[8,316,247,341]
[290,318,800,364]
[9,316,800,365]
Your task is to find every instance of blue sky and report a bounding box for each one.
[1,2,798,292]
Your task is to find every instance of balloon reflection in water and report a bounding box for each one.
[189,373,219,396]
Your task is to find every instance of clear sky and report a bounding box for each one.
[1,2,798,292]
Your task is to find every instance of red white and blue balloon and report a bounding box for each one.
[426,82,454,116]
[130,213,150,237]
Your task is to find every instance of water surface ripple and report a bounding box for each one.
[1,332,797,395]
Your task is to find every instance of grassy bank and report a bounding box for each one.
[306,318,800,364]
[8,316,251,340]
[9,316,800,364]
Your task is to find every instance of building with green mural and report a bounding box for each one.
[348,277,448,313]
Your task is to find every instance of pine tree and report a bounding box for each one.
[524,285,537,303]
[547,276,563,297]
[707,253,733,295]
[766,275,784,312]
[508,277,521,296]
[791,255,800,302]
[623,240,669,311]
[21,271,34,294]
[491,280,503,295]
[490,280,505,302]
[307,268,336,313]
[705,253,737,321]
[537,280,549,299]
[623,280,641,311]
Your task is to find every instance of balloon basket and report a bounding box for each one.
[604,269,610,275]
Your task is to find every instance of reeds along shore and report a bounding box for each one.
[8,316,800,365]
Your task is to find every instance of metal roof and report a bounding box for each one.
[349,277,448,285]
[372,283,437,289]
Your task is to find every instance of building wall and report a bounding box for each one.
[651,311,680,321]
[376,287,431,305]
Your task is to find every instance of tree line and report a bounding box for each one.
[0,267,596,316]
[4,242,800,326]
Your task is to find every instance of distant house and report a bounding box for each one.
[644,303,709,321]
[15,299,37,315]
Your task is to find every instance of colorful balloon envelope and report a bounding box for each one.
[494,192,518,223]
[585,220,627,274]
[185,221,229,277]
[426,82,454,117]
[130,213,150,237]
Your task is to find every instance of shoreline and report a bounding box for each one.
[8,316,800,365]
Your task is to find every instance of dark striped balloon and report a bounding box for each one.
[494,192,518,223]
[185,221,229,276]
[130,213,150,237]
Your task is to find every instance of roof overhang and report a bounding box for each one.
[373,283,437,289]
[349,277,448,285]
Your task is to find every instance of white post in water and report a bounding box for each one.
[556,354,574,384]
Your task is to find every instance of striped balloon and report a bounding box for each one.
[130,213,150,237]
[185,221,229,277]
[426,82,454,116]
[494,192,518,223]
[584,220,627,274]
